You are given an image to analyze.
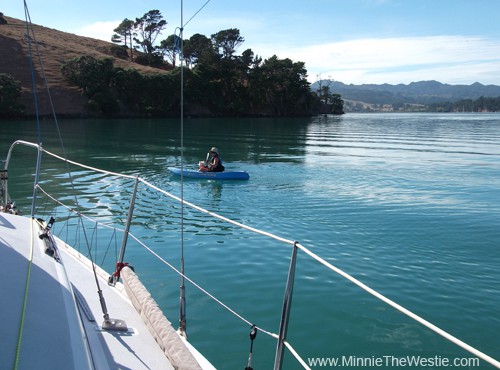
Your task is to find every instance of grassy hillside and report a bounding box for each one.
[0,15,164,117]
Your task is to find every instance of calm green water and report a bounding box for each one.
[1,113,500,369]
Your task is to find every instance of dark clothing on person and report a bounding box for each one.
[209,154,224,172]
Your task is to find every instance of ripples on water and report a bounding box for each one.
[1,113,499,369]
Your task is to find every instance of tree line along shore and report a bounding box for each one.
[0,10,343,119]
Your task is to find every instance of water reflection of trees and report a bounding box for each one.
[183,117,314,165]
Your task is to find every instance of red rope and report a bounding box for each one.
[113,262,129,280]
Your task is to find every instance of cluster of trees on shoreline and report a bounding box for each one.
[59,9,341,117]
[59,50,322,117]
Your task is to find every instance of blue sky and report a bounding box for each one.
[4,0,500,85]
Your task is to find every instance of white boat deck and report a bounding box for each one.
[0,212,211,370]
[57,230,176,370]
[0,213,95,369]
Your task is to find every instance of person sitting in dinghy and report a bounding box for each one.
[199,147,225,172]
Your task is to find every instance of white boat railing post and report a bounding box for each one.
[30,143,42,218]
[110,175,139,284]
[273,241,299,370]
[119,176,139,263]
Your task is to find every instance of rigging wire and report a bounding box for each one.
[23,1,42,218]
[177,0,212,340]
[23,1,41,146]
[21,1,122,330]
[178,0,187,339]
[184,0,211,28]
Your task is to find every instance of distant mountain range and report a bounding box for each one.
[312,80,500,112]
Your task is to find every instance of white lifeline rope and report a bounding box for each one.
[284,341,312,370]
[42,148,137,179]
[294,242,500,369]
[139,177,295,245]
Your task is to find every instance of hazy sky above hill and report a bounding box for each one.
[4,0,500,85]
